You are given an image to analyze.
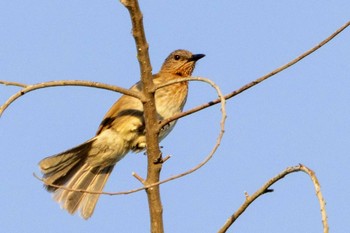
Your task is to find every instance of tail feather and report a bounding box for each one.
[80,166,114,219]
[55,164,95,213]
[39,138,114,219]
[39,140,94,191]
[55,165,114,219]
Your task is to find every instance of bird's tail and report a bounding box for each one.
[39,139,114,219]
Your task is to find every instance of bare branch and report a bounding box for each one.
[161,155,171,163]
[217,164,328,233]
[0,80,27,88]
[164,20,350,125]
[0,80,142,117]
[132,172,146,184]
[154,76,226,182]
[156,76,225,129]
[120,1,164,232]
[299,164,329,233]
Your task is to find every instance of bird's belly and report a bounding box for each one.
[86,129,131,167]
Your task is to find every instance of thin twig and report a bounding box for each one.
[33,172,146,195]
[156,76,225,129]
[299,164,329,233]
[132,172,146,184]
[0,80,28,88]
[162,20,350,126]
[153,76,226,181]
[217,164,328,233]
[0,80,142,117]
[161,155,171,163]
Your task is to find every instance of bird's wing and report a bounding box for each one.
[96,82,144,135]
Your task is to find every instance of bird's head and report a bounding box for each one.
[160,49,205,77]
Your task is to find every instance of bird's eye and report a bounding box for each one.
[174,55,180,60]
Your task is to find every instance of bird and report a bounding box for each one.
[39,49,205,219]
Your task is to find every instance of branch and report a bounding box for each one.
[162,20,350,126]
[0,80,27,88]
[120,1,164,233]
[0,80,142,117]
[217,164,328,233]
[154,76,226,182]
[299,165,328,233]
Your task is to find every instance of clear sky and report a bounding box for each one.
[1,1,350,232]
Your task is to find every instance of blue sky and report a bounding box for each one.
[1,1,350,232]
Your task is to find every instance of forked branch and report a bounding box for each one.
[218,164,328,233]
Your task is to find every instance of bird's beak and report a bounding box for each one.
[189,54,205,62]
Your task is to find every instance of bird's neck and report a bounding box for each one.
[157,71,191,78]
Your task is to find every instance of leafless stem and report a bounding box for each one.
[217,164,328,233]
[0,80,142,117]
[155,76,226,182]
[161,155,171,163]
[132,172,146,184]
[0,80,27,88]
[299,165,329,233]
[163,20,350,125]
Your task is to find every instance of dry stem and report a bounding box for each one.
[162,20,350,126]
[217,164,328,233]
[0,80,141,117]
[0,80,27,88]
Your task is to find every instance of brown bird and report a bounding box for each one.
[39,49,205,219]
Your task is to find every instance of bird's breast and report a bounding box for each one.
[155,81,188,119]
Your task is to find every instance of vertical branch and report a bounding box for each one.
[120,0,164,233]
